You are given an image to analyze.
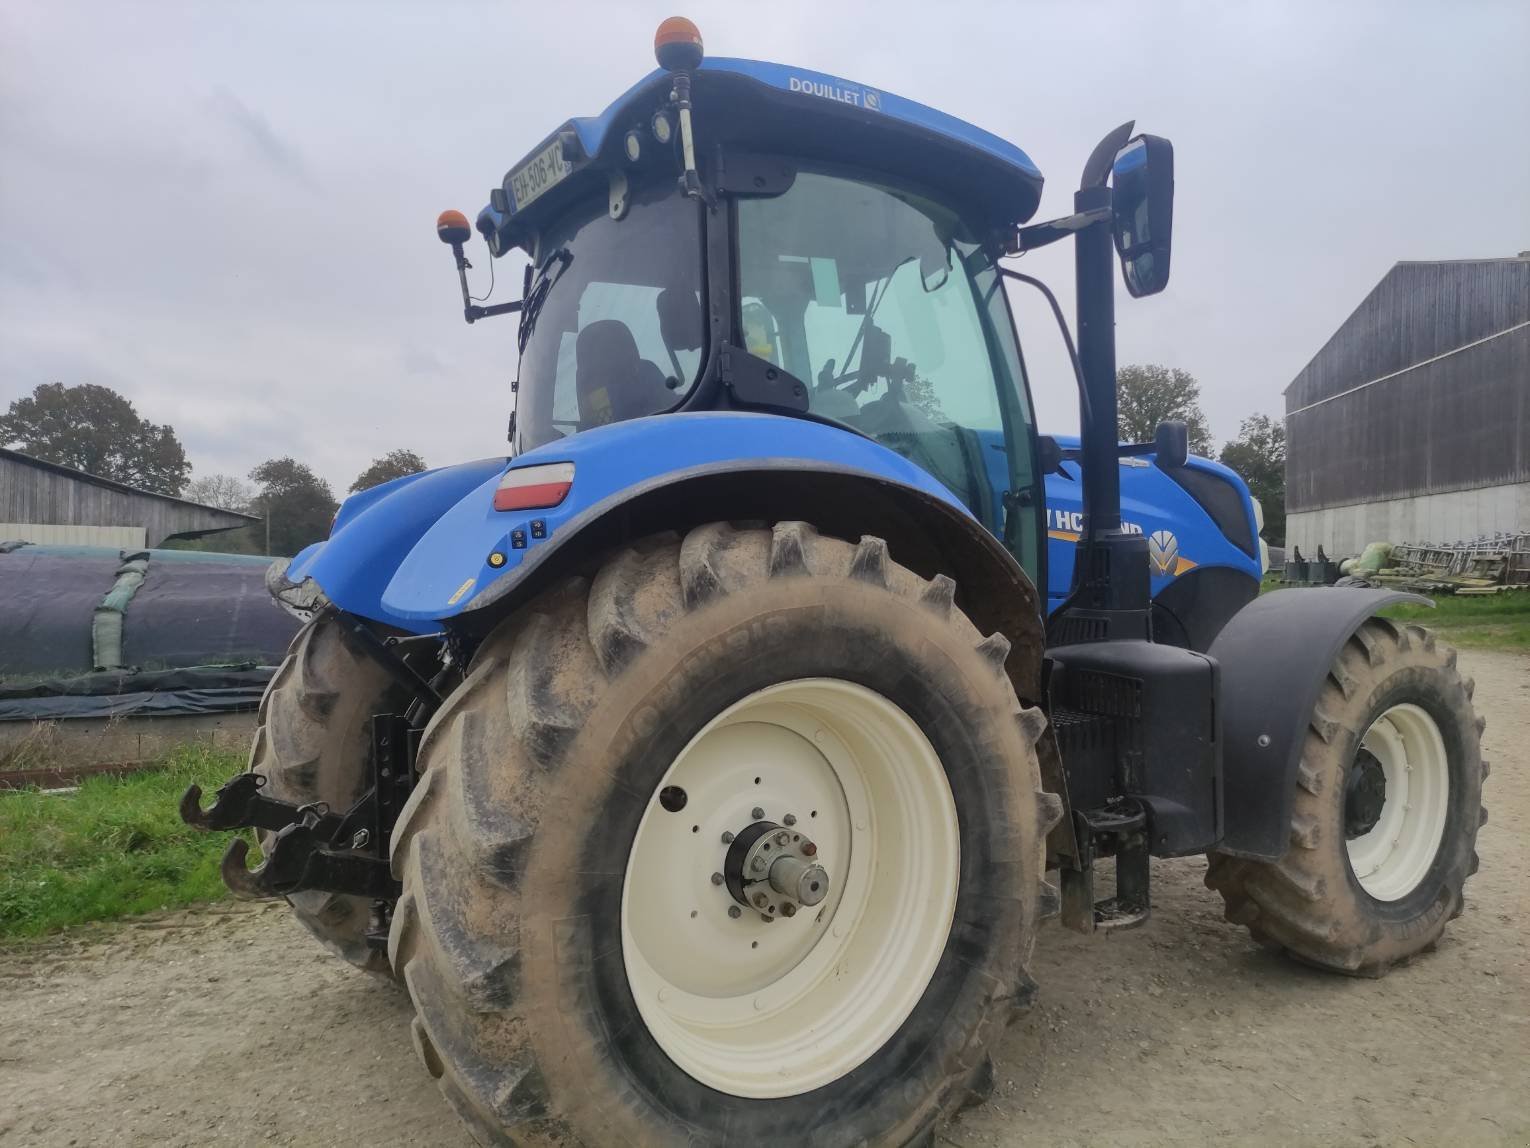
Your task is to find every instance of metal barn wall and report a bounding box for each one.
[0,450,255,547]
[1287,325,1529,512]
[1285,259,1530,516]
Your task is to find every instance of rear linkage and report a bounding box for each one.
[180,614,448,917]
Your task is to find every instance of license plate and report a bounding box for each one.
[509,139,570,211]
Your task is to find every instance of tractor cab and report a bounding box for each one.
[448,40,1064,584]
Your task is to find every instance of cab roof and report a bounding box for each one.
[477,57,1045,253]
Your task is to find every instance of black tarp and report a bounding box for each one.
[0,544,300,719]
[124,556,296,670]
[0,545,120,675]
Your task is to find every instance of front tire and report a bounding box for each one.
[388,523,1058,1146]
[1207,618,1487,975]
[248,611,411,975]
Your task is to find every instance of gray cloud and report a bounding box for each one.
[211,88,316,189]
[1,0,1526,496]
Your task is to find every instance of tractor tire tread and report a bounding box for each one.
[1205,618,1484,975]
[389,523,1054,1147]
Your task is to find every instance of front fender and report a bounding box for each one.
[1211,588,1429,859]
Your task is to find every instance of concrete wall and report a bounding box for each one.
[0,712,256,770]
[0,522,147,548]
[1287,480,1530,557]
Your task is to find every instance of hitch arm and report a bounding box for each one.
[180,772,341,836]
[219,817,399,901]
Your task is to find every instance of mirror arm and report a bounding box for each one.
[1008,206,1112,254]
[465,299,523,325]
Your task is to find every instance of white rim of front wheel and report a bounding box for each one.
[1346,702,1450,901]
[620,678,960,1099]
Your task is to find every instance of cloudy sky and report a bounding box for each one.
[3,1,1526,495]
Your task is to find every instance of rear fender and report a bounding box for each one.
[1211,588,1429,859]
[290,410,1066,859]
[280,458,509,633]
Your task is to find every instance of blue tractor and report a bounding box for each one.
[184,20,1486,1147]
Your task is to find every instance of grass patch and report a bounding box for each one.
[0,745,253,940]
[1380,592,1530,650]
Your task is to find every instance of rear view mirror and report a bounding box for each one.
[1112,135,1174,297]
[1154,420,1189,469]
[1037,434,1067,477]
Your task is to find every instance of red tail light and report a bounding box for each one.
[493,462,574,511]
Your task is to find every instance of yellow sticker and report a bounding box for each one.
[447,577,477,606]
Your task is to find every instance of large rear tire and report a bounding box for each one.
[1206,618,1487,975]
[389,523,1058,1146]
[248,610,410,976]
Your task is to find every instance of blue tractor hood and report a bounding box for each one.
[477,57,1045,255]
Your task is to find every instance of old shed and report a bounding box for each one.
[0,448,258,548]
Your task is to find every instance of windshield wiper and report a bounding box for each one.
[516,247,573,353]
[825,255,915,393]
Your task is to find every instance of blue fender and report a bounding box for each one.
[287,412,976,630]
[1210,588,1429,859]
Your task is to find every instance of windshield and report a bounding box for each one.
[514,180,704,453]
[736,169,1038,546]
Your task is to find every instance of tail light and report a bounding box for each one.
[493,462,574,511]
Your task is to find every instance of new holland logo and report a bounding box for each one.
[1148,530,1180,576]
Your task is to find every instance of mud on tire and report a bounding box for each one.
[248,610,412,976]
[388,522,1060,1146]
[1206,618,1487,976]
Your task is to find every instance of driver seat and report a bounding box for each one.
[575,320,670,427]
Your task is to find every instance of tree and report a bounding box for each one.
[1116,364,1213,456]
[350,448,427,493]
[1219,413,1287,545]
[249,457,338,557]
[184,473,254,512]
[0,382,191,494]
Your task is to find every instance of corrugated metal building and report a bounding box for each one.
[0,448,258,548]
[1284,255,1530,556]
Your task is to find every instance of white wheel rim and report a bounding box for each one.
[1346,703,1450,901]
[620,678,960,1099]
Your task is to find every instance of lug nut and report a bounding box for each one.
[751,857,766,873]
[774,831,791,847]
[751,807,764,820]
[752,892,768,908]
[760,913,774,923]
[780,903,797,918]
[711,872,724,886]
[783,813,797,826]
[801,842,817,857]
[728,905,742,919]
[721,830,735,844]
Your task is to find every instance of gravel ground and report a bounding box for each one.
[1,649,1526,1147]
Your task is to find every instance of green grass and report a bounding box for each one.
[1380,592,1530,651]
[0,745,254,940]
[1263,575,1530,650]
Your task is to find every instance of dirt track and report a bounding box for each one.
[2,650,1526,1147]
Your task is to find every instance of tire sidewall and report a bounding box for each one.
[517,579,1038,1144]
[1328,661,1481,932]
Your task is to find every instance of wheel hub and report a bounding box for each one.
[1345,748,1388,838]
[722,819,830,920]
